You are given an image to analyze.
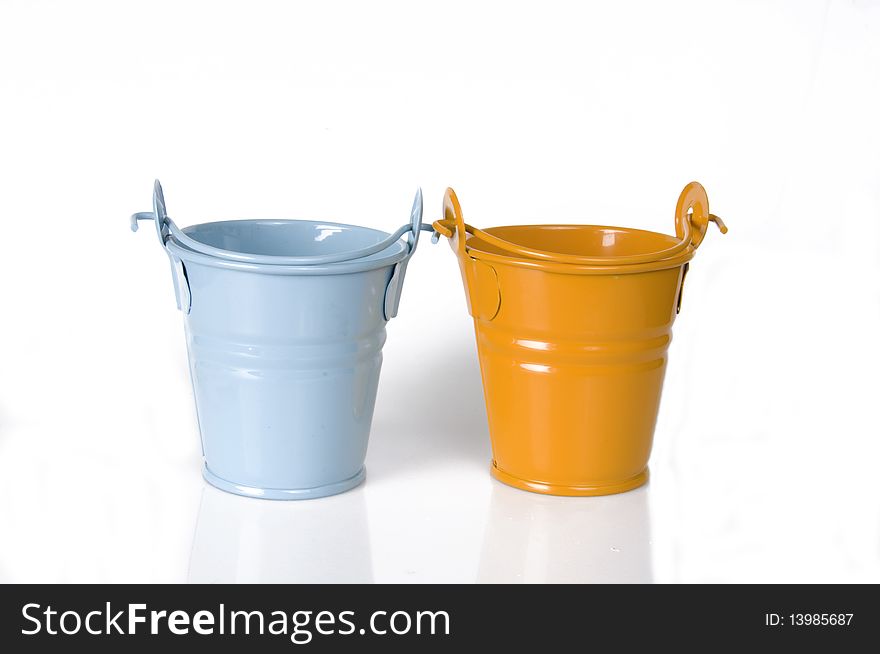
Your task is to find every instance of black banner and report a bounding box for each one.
[0,584,873,651]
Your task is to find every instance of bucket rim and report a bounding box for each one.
[465,224,697,275]
[480,221,683,244]
[167,219,410,275]
[181,217,405,256]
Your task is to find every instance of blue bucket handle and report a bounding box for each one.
[132,180,430,267]
[383,188,424,319]
[132,181,428,319]
[130,180,170,245]
[130,181,191,313]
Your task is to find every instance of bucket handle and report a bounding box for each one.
[431,182,727,266]
[674,181,727,250]
[383,188,425,319]
[430,188,502,321]
[131,180,432,267]
[130,179,172,246]
[130,181,191,313]
[131,181,428,318]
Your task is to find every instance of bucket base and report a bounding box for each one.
[490,463,649,497]
[202,464,366,501]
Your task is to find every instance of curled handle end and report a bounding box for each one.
[675,181,727,250]
[131,179,170,247]
[709,213,728,235]
[432,188,468,256]
[431,218,454,240]
[130,212,150,232]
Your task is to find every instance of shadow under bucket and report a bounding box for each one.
[132,181,429,500]
[432,182,727,496]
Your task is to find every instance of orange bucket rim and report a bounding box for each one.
[470,223,694,275]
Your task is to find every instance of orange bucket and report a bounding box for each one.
[432,182,726,496]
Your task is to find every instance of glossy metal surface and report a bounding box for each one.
[433,183,725,496]
[132,181,425,500]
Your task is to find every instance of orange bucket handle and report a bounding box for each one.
[432,182,727,265]
[435,187,470,258]
[674,181,727,249]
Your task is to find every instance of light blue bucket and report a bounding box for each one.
[132,180,428,500]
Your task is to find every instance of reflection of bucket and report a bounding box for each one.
[433,183,726,496]
[133,181,428,500]
[477,484,652,583]
[188,486,373,582]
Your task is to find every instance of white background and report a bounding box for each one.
[0,0,878,583]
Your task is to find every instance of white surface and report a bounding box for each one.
[1,0,879,583]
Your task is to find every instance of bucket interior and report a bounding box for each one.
[180,220,405,261]
[470,225,680,259]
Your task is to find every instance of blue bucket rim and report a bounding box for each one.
[167,218,411,275]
